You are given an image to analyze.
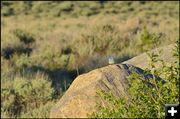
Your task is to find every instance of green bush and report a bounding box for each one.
[88,90,128,118]
[136,27,163,52]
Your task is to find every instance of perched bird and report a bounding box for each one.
[108,56,115,65]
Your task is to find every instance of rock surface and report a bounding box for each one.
[122,44,175,69]
[50,64,130,118]
[50,44,175,118]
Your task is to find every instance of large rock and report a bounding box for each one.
[50,44,175,118]
[50,64,129,118]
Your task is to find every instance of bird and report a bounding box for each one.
[108,56,115,65]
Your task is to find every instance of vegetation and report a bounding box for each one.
[88,41,179,118]
[1,1,179,118]
[1,72,54,118]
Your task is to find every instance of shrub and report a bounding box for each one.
[1,35,33,60]
[13,73,54,109]
[10,53,32,71]
[1,85,25,117]
[136,26,163,52]
[12,1,32,15]
[1,46,15,59]
[88,90,128,118]
[31,1,53,14]
[20,101,56,118]
[13,29,35,45]
[1,72,54,118]
[32,41,71,70]
[72,23,132,72]
[59,2,74,12]
[1,6,14,16]
[1,44,32,60]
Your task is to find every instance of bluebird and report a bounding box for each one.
[108,56,115,65]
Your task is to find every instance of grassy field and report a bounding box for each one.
[1,1,179,118]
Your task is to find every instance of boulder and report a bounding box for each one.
[50,64,128,118]
[50,44,175,118]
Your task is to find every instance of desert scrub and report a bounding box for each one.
[13,29,35,45]
[136,26,163,52]
[73,24,127,55]
[20,101,56,118]
[1,29,35,60]
[1,72,54,118]
[31,38,72,70]
[72,24,131,71]
[1,6,14,16]
[10,53,33,71]
[89,41,179,118]
[1,1,179,118]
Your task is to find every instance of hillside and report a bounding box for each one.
[1,1,179,118]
